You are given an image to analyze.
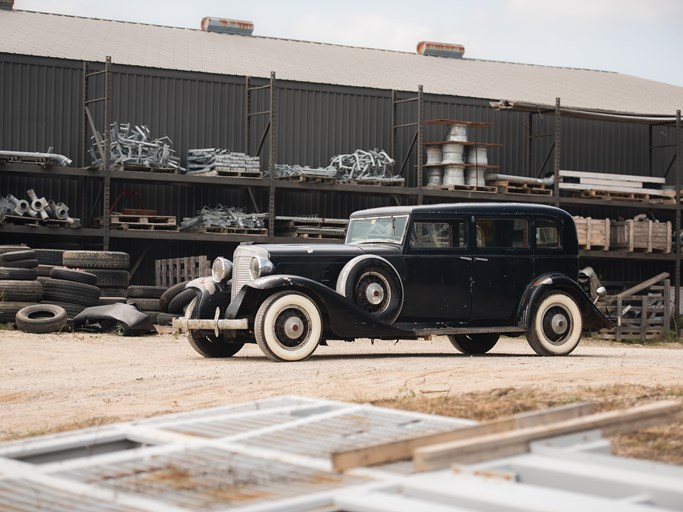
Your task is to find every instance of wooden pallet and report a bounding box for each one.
[577,189,653,202]
[110,222,179,231]
[276,175,337,184]
[488,181,552,196]
[192,226,268,235]
[215,169,262,178]
[155,255,211,287]
[428,183,498,193]
[351,178,405,186]
[1,215,72,227]
[114,164,179,174]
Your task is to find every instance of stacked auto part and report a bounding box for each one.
[91,122,182,171]
[186,148,260,176]
[180,205,267,233]
[330,149,402,184]
[0,191,79,227]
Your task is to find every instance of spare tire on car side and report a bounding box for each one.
[336,255,404,323]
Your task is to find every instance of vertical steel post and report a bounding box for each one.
[102,56,112,251]
[525,112,532,178]
[268,71,276,238]
[81,62,88,168]
[675,110,681,321]
[244,76,250,155]
[390,90,396,169]
[553,97,561,208]
[417,85,424,205]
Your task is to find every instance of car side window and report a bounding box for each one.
[535,218,562,249]
[475,217,529,249]
[409,220,466,249]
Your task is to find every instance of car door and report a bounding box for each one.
[400,217,472,322]
[469,215,533,324]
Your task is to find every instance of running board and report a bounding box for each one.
[394,324,527,336]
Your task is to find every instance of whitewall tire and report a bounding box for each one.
[526,293,582,356]
[255,292,322,362]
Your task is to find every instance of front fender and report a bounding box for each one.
[226,275,411,339]
[186,276,231,320]
[517,273,612,330]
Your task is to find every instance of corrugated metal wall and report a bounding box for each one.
[1,52,679,285]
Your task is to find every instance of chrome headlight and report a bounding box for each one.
[249,256,274,280]
[211,257,233,283]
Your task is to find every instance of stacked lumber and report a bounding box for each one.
[559,170,671,202]
[331,400,681,471]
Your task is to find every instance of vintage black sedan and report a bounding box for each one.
[175,203,611,361]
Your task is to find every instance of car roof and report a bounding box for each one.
[349,202,570,219]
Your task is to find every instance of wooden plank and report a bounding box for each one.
[330,401,593,472]
[559,182,668,196]
[559,169,666,184]
[413,400,682,471]
[617,272,670,297]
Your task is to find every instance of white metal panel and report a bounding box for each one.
[1,10,683,114]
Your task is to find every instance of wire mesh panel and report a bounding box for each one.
[56,445,367,511]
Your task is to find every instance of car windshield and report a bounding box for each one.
[346,215,409,244]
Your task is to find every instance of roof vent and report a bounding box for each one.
[201,17,254,36]
[417,41,465,59]
[0,0,14,11]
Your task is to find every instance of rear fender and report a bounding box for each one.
[226,275,411,339]
[186,276,231,320]
[517,273,612,330]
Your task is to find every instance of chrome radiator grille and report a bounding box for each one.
[231,245,268,300]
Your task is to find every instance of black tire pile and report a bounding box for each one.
[156,280,196,326]
[0,245,42,323]
[41,266,101,319]
[62,250,130,305]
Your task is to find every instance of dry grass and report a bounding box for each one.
[370,384,683,465]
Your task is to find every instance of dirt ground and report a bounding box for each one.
[1,329,682,463]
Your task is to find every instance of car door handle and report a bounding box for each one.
[475,257,488,262]
[459,256,473,261]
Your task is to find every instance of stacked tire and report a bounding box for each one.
[126,285,167,324]
[0,246,42,323]
[34,248,65,277]
[41,267,101,319]
[62,250,130,305]
[156,280,196,325]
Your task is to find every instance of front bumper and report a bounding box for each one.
[173,314,248,337]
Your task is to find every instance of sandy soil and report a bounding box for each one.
[1,330,682,440]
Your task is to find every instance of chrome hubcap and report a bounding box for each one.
[550,313,568,335]
[365,282,385,305]
[283,316,304,339]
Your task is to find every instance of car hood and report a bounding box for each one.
[257,242,403,258]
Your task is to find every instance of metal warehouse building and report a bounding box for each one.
[1,6,683,304]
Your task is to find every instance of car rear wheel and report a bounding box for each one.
[185,298,245,358]
[448,333,500,354]
[526,293,582,356]
[255,291,322,362]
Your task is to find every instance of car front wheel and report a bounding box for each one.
[526,292,582,356]
[255,291,322,362]
[448,333,499,354]
[185,298,245,358]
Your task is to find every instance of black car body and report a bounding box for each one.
[175,203,611,361]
